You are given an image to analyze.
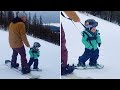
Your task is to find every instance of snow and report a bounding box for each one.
[43,23,60,27]
[0,30,60,79]
[61,11,120,79]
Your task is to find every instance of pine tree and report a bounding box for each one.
[0,11,3,28]
[32,13,37,26]
[27,12,32,35]
[39,16,43,25]
[16,11,19,17]
[7,11,14,25]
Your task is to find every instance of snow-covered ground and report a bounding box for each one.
[0,30,60,79]
[43,23,60,27]
[61,11,120,79]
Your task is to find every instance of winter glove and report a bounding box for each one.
[98,43,101,47]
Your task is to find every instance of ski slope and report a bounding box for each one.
[0,30,60,79]
[61,11,120,79]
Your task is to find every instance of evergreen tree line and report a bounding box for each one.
[0,11,60,46]
[80,11,120,25]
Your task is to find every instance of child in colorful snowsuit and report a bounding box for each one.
[28,42,41,70]
[77,19,102,68]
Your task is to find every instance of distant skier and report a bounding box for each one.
[77,19,102,68]
[8,12,31,74]
[61,11,80,75]
[28,42,41,70]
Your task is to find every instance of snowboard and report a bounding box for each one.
[5,60,40,79]
[75,64,104,70]
[61,73,92,79]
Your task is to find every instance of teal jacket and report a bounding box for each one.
[29,48,40,59]
[81,29,101,50]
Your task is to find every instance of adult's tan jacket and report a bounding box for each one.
[64,11,80,22]
[9,19,30,48]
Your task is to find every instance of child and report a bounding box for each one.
[28,42,41,70]
[77,19,102,68]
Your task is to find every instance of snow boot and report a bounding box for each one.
[21,66,31,74]
[33,67,41,71]
[77,62,87,69]
[61,64,75,75]
[11,62,19,69]
[89,63,103,69]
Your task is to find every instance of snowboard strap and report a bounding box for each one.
[83,31,100,48]
[83,31,94,48]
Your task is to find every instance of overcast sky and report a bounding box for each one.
[19,11,60,23]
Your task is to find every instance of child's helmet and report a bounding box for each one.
[84,19,98,29]
[33,42,41,48]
